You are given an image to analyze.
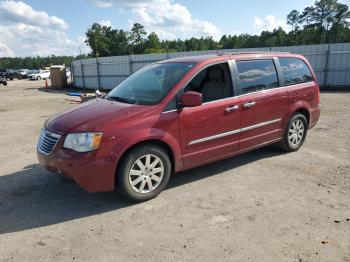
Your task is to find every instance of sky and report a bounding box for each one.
[0,0,348,57]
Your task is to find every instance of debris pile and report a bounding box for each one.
[66,89,105,103]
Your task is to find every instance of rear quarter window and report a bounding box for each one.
[279,57,313,86]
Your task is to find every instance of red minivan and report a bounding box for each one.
[37,53,320,201]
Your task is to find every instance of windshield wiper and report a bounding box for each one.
[105,95,136,104]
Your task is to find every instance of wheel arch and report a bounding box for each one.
[294,108,310,125]
[114,139,176,188]
[286,100,311,128]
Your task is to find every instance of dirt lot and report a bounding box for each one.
[0,80,349,262]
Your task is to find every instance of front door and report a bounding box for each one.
[178,62,242,168]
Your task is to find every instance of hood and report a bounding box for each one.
[46,98,153,134]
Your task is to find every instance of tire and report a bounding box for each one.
[3,81,7,86]
[117,144,172,202]
[279,113,308,152]
[37,76,41,80]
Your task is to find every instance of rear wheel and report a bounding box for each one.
[279,113,308,152]
[117,144,171,202]
[37,76,41,80]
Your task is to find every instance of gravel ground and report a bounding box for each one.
[0,80,349,262]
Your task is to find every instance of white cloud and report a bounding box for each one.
[254,17,265,29]
[0,0,68,29]
[0,1,90,57]
[0,23,80,57]
[89,0,222,40]
[0,40,14,56]
[99,19,112,27]
[254,15,291,32]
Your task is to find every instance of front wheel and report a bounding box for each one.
[279,113,308,152]
[37,76,41,80]
[116,144,172,202]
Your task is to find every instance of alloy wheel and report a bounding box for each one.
[128,154,164,194]
[288,119,304,146]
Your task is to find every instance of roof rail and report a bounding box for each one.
[218,51,291,56]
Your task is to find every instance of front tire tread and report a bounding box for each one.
[116,144,171,202]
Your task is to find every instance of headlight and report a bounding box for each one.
[63,132,103,152]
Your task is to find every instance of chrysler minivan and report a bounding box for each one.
[37,53,320,201]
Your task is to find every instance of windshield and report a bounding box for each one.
[107,62,195,105]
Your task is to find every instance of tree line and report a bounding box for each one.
[1,0,349,70]
[85,0,349,56]
[0,55,88,71]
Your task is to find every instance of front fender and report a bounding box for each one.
[110,127,183,172]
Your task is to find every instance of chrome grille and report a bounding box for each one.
[37,129,61,155]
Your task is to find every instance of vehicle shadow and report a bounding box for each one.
[26,86,83,94]
[0,145,283,234]
[168,145,284,189]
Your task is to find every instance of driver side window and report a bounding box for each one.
[184,62,233,103]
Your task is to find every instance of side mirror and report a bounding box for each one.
[181,91,202,108]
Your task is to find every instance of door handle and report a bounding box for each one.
[225,105,239,112]
[243,101,256,108]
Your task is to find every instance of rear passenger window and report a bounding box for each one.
[279,58,313,86]
[236,60,279,95]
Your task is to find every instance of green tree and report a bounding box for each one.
[145,32,161,51]
[108,29,129,55]
[286,0,350,43]
[130,23,147,54]
[287,10,301,31]
[85,23,111,57]
[331,3,350,41]
[312,0,339,41]
[300,7,315,26]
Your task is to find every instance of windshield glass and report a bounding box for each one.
[107,62,195,105]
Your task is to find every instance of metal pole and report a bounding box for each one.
[324,43,330,88]
[71,61,74,85]
[79,46,85,89]
[129,55,133,76]
[96,58,101,90]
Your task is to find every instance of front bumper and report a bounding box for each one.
[37,146,117,192]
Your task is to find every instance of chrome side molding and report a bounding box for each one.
[188,118,281,145]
